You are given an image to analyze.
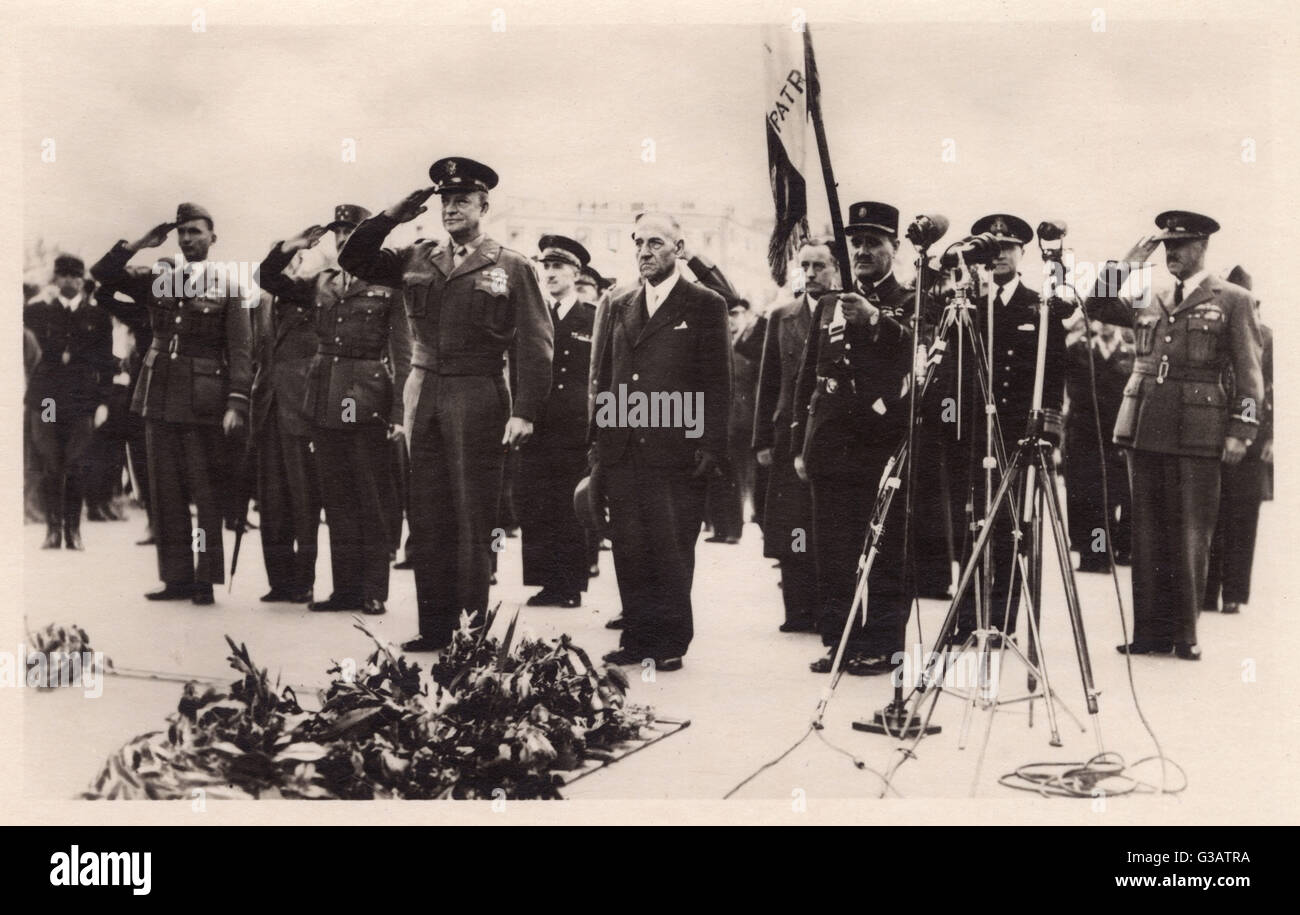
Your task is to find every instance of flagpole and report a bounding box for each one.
[803,26,852,291]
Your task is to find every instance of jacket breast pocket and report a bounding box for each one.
[470,278,510,339]
[346,366,392,425]
[1134,315,1158,356]
[401,270,436,318]
[191,358,227,419]
[1112,374,1143,442]
[1186,315,1224,365]
[1178,382,1226,452]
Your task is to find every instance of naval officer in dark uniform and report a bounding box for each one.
[517,235,597,608]
[259,204,411,613]
[340,158,552,649]
[91,203,253,605]
[1085,211,1263,660]
[24,255,115,551]
[936,214,1067,645]
[792,202,916,675]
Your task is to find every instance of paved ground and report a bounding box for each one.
[19,496,1298,813]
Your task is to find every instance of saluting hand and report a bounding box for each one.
[1121,233,1160,266]
[384,187,437,224]
[130,222,176,252]
[284,225,327,253]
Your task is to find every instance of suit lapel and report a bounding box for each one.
[448,238,498,281]
[620,287,649,343]
[636,280,689,346]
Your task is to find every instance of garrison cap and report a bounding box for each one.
[1153,210,1220,242]
[429,157,499,194]
[537,234,590,269]
[176,202,214,229]
[971,213,1033,246]
[53,254,86,277]
[326,204,372,230]
[1223,264,1252,291]
[845,201,899,239]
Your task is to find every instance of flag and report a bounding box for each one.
[762,25,811,285]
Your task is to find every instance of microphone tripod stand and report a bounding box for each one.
[862,256,1105,797]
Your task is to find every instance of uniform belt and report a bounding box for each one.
[1133,362,1221,384]
[150,336,223,359]
[410,339,504,375]
[317,342,386,360]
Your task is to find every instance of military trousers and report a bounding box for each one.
[518,442,590,596]
[29,411,95,531]
[314,424,391,602]
[1127,449,1221,645]
[257,413,320,594]
[145,419,226,585]
[1205,455,1264,607]
[406,371,509,642]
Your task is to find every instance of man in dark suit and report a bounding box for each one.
[24,255,115,550]
[340,157,552,650]
[705,298,759,544]
[754,239,836,632]
[91,203,253,605]
[792,203,916,675]
[936,214,1066,645]
[261,206,411,616]
[517,235,598,608]
[591,212,732,671]
[1085,211,1263,660]
[1204,265,1272,616]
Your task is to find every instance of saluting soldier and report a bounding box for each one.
[259,206,411,616]
[340,158,552,650]
[1204,265,1272,616]
[24,255,115,550]
[792,203,916,675]
[90,204,253,605]
[754,239,835,632]
[517,234,598,607]
[1085,211,1263,660]
[936,214,1066,645]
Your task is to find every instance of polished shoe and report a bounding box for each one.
[604,616,624,630]
[527,588,562,606]
[844,654,895,676]
[392,558,415,570]
[308,594,362,612]
[779,619,816,633]
[85,506,110,522]
[287,588,314,604]
[191,584,215,606]
[63,526,84,551]
[41,526,62,549]
[1174,642,1202,661]
[704,534,738,544]
[809,651,835,673]
[601,648,681,671]
[145,583,194,601]
[361,599,387,616]
[261,588,298,602]
[400,635,448,653]
[136,533,156,546]
[1116,639,1174,655]
[1221,602,1242,615]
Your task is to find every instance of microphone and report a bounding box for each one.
[905,214,949,249]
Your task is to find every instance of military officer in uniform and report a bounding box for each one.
[24,255,115,550]
[754,239,836,632]
[937,214,1066,645]
[340,158,552,650]
[591,212,731,671]
[1085,211,1263,659]
[517,234,597,608]
[259,206,411,615]
[792,203,916,675]
[91,203,253,604]
[1204,265,1272,615]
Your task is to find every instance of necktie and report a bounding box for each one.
[551,300,562,323]
[994,284,1006,308]
[1174,281,1184,307]
[453,245,468,268]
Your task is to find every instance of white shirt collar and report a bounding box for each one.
[551,290,578,323]
[645,266,681,317]
[993,274,1021,302]
[57,293,81,311]
[1178,269,1208,296]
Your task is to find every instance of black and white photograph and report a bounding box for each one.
[4,0,1297,846]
